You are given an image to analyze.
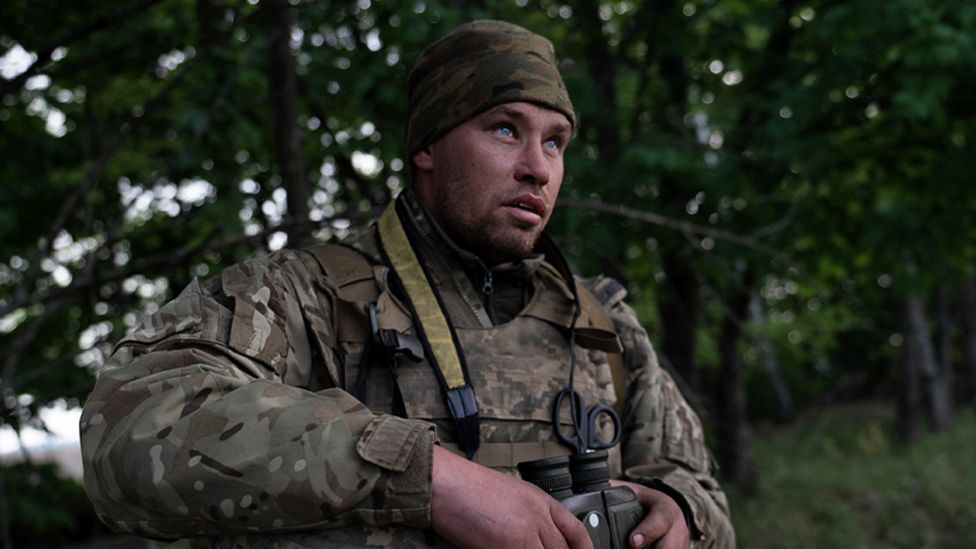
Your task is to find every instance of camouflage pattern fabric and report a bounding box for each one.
[607,293,736,548]
[406,19,576,156]
[81,189,735,547]
[80,249,437,542]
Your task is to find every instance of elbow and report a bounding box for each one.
[80,402,182,539]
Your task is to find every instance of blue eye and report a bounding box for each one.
[544,138,559,150]
[495,125,515,138]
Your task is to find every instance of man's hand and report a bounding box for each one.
[430,445,594,549]
[610,479,690,549]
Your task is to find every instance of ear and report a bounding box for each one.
[412,147,434,172]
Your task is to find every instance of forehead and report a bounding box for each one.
[476,102,572,132]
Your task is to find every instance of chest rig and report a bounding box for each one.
[307,198,626,473]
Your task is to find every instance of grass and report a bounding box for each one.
[726,402,976,549]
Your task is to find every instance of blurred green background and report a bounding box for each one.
[1,0,975,547]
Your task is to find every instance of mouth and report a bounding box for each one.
[502,194,547,224]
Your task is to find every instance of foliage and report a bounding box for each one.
[1,0,973,436]
[0,462,94,547]
[1,0,976,544]
[729,403,976,548]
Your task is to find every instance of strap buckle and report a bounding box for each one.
[369,303,424,362]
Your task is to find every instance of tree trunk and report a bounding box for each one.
[898,299,923,443]
[0,457,11,549]
[904,295,952,432]
[961,278,976,411]
[658,249,702,392]
[748,292,794,423]
[934,287,954,406]
[716,271,756,489]
[263,0,310,246]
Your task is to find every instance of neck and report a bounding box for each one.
[396,189,544,326]
[411,177,528,269]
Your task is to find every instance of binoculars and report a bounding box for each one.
[518,450,643,549]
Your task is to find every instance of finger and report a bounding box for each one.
[629,510,672,548]
[538,514,568,549]
[536,500,573,549]
[549,501,594,549]
[538,531,564,549]
[655,527,691,549]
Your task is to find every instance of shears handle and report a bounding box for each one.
[552,389,622,453]
[552,389,585,452]
[585,403,621,450]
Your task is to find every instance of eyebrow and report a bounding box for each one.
[485,105,572,135]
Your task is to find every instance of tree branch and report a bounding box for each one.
[749,197,801,240]
[561,197,796,266]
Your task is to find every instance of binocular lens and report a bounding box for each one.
[517,455,574,499]
[569,450,612,493]
[519,450,613,496]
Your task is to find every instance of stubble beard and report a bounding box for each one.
[435,201,541,265]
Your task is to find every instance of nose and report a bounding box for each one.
[514,140,550,186]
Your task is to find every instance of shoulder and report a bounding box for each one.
[211,223,382,298]
[110,250,322,370]
[299,225,385,302]
[577,274,637,329]
[199,221,385,306]
[575,275,651,358]
[225,248,319,283]
[206,248,329,305]
[299,223,386,274]
[577,274,628,311]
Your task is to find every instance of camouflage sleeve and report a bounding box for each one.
[610,299,736,548]
[80,249,437,540]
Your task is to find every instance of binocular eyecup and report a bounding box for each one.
[517,450,613,497]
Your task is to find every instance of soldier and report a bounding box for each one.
[81,20,735,549]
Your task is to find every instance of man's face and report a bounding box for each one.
[413,102,572,266]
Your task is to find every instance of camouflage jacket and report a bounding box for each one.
[81,190,735,548]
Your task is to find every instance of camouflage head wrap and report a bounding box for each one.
[406,20,576,156]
